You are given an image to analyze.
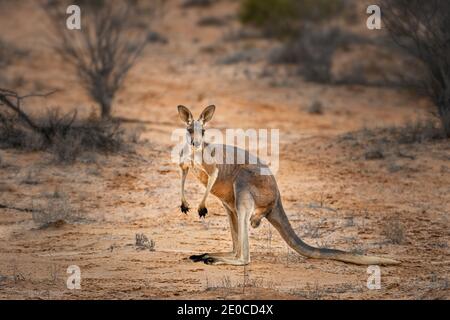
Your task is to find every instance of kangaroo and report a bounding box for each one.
[177,105,400,266]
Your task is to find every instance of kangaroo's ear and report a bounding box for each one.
[198,105,216,124]
[178,105,193,125]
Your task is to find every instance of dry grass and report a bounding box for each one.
[338,118,447,162]
[135,233,155,251]
[0,109,128,164]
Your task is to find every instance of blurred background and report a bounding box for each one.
[0,0,448,300]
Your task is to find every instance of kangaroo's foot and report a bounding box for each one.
[189,253,209,262]
[198,206,208,218]
[189,252,234,261]
[189,253,248,266]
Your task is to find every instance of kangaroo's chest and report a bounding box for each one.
[190,160,209,186]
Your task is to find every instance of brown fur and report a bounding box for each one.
[178,105,400,266]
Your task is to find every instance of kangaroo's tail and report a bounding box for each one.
[266,200,400,265]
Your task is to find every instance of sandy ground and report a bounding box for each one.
[0,1,449,299]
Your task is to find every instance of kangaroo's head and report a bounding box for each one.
[178,105,216,151]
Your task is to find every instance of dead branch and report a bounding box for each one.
[0,88,58,142]
[0,203,42,213]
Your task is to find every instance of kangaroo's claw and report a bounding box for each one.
[180,203,190,214]
[198,207,208,218]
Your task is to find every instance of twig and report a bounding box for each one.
[0,204,42,213]
[0,88,58,143]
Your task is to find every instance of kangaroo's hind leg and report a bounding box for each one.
[189,202,238,262]
[197,182,253,266]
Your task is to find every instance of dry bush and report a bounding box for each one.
[338,118,445,164]
[43,0,159,119]
[239,0,344,38]
[45,116,125,163]
[0,112,42,150]
[391,119,444,144]
[41,111,125,163]
[0,108,126,164]
[341,118,444,148]
[0,89,128,162]
[270,26,361,83]
[382,0,450,137]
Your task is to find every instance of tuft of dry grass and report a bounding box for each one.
[135,233,155,251]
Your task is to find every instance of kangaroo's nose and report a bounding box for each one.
[193,142,201,148]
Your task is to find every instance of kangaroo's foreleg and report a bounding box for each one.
[179,164,190,214]
[197,166,218,218]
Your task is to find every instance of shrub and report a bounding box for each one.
[270,27,358,83]
[44,0,157,119]
[0,109,125,163]
[382,0,450,137]
[239,0,343,38]
[239,0,298,37]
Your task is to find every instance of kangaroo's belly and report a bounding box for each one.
[211,180,234,202]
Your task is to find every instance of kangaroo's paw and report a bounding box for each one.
[198,206,208,218]
[180,203,190,214]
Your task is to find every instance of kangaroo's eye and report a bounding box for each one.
[187,128,194,134]
[202,129,205,135]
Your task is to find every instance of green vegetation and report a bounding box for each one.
[239,0,343,37]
